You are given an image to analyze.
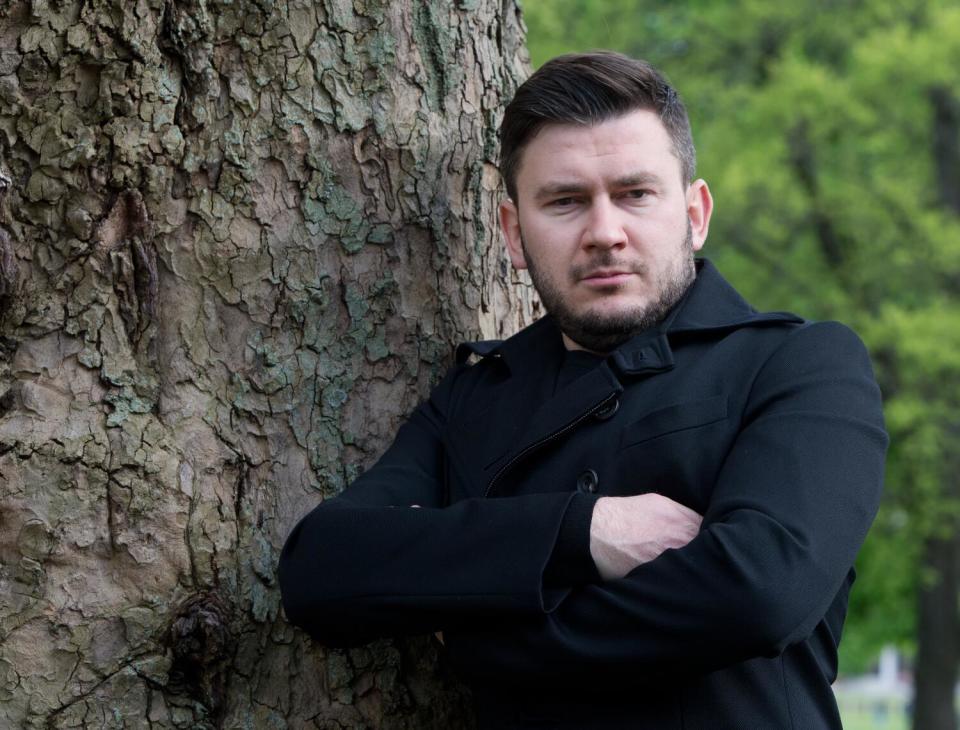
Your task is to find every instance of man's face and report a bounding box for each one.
[499,109,713,352]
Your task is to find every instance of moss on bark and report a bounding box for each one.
[0,1,537,726]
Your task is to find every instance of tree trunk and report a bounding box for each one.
[0,1,536,727]
[912,536,960,730]
[913,86,960,730]
[931,86,960,215]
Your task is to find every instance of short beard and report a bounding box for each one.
[524,221,696,353]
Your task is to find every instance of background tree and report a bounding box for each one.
[526,1,960,727]
[0,1,537,727]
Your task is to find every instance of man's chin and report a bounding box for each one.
[577,302,652,328]
[553,298,677,352]
[556,312,645,352]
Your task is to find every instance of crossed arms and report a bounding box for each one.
[278,322,887,685]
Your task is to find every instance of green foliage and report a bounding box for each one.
[525,0,960,673]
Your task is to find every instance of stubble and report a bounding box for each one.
[523,220,696,353]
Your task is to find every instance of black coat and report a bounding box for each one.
[279,260,888,729]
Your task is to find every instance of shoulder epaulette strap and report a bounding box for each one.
[455,339,504,365]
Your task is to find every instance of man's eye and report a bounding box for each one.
[623,189,649,199]
[550,197,578,207]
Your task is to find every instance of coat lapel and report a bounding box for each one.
[482,363,625,494]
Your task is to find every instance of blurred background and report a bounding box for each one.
[522,2,960,728]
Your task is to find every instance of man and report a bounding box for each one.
[279,51,887,729]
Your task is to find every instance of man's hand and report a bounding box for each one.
[589,495,702,581]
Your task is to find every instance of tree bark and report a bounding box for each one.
[0,1,536,727]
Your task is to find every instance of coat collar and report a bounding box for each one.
[666,259,803,334]
[488,259,803,377]
[458,260,805,495]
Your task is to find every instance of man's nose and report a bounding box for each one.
[582,197,627,249]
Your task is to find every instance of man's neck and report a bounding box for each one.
[561,332,607,355]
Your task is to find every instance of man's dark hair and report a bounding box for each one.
[499,51,696,201]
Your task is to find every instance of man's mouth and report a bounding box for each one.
[580,269,636,286]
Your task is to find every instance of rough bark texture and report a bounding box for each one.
[0,1,537,727]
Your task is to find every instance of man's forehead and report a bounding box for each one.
[514,110,678,181]
[533,111,668,145]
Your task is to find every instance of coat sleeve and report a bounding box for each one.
[442,321,888,686]
[278,365,584,647]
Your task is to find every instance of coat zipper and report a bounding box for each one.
[484,392,619,497]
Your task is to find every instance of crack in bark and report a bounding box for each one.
[43,653,150,726]
[104,476,118,556]
[0,227,18,318]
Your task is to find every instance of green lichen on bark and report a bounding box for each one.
[0,0,535,727]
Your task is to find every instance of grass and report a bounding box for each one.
[837,694,908,730]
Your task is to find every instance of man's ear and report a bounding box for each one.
[686,179,713,252]
[499,199,528,270]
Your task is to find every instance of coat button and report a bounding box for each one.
[577,469,599,493]
[594,397,620,421]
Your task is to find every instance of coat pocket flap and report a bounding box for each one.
[620,395,728,448]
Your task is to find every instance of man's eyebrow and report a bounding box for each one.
[533,182,589,201]
[612,172,663,187]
